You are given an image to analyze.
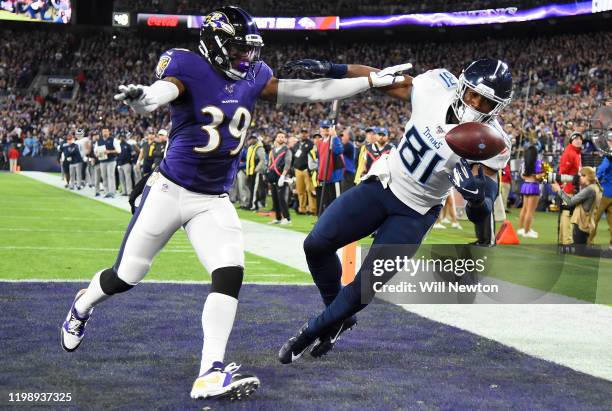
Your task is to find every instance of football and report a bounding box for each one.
[445,122,506,161]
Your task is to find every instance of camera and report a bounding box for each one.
[546,172,579,186]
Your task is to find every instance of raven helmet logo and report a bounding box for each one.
[203,12,235,36]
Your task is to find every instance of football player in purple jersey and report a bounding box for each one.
[60,6,410,401]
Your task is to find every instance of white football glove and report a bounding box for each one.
[369,63,413,88]
[114,84,157,115]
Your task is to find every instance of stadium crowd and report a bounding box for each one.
[0,27,610,245]
[1,29,608,161]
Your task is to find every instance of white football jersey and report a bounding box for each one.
[365,68,511,215]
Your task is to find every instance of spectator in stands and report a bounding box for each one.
[292,128,316,215]
[267,132,292,225]
[500,163,512,213]
[98,127,121,199]
[354,126,376,183]
[231,147,250,209]
[90,132,103,196]
[116,132,133,196]
[138,129,156,176]
[355,127,393,185]
[518,144,543,238]
[58,136,70,188]
[62,134,83,190]
[341,128,356,192]
[127,132,141,183]
[552,167,602,245]
[558,132,583,245]
[75,128,90,186]
[245,134,267,211]
[592,155,612,248]
[8,144,19,173]
[315,120,344,215]
[152,129,167,169]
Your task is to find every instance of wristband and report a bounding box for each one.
[328,63,348,79]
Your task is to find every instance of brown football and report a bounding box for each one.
[444,122,506,161]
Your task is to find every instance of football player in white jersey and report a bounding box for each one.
[278,58,513,363]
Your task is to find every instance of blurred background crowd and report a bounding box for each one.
[0,29,608,162]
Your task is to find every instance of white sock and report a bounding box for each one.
[74,270,111,317]
[199,292,238,375]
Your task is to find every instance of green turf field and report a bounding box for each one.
[1,172,610,303]
[0,173,306,283]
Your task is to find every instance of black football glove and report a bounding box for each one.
[282,59,332,77]
[449,158,486,204]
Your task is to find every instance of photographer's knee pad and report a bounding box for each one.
[210,266,244,299]
[100,268,134,295]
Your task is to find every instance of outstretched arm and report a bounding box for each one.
[259,63,411,103]
[280,59,412,102]
[114,77,185,115]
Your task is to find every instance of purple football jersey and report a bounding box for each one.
[155,48,273,194]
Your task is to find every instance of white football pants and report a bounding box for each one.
[113,172,244,284]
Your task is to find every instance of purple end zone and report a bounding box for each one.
[1,282,611,410]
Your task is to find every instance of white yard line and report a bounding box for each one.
[11,172,612,382]
[19,172,309,272]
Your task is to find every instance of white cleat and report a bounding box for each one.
[433,223,447,229]
[190,362,260,401]
[61,289,92,352]
[524,229,539,239]
[451,222,463,230]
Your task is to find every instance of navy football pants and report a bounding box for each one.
[304,179,441,336]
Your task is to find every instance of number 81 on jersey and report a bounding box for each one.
[399,126,443,184]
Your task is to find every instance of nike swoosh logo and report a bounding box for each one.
[462,188,480,195]
[291,345,310,362]
[330,326,344,344]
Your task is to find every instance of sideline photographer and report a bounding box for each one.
[591,155,612,247]
[551,167,602,245]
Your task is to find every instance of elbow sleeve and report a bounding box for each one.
[140,80,180,113]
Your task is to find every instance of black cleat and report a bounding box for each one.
[278,322,317,364]
[310,316,357,358]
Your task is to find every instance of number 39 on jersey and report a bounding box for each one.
[195,106,252,156]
